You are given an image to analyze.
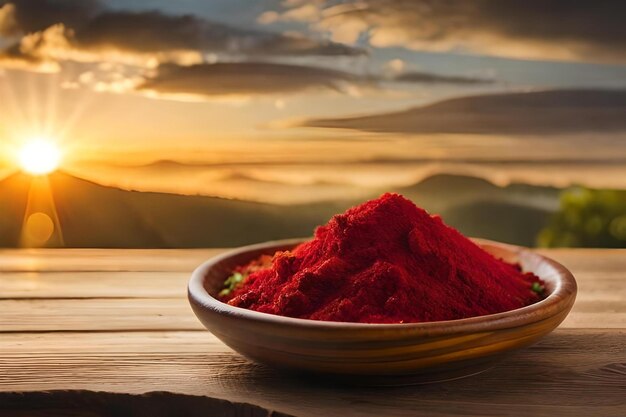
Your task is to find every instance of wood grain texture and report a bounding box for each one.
[0,330,624,417]
[3,293,623,331]
[0,249,221,272]
[0,298,204,331]
[0,249,623,328]
[0,247,624,272]
[0,248,624,416]
[1,251,625,331]
[2,261,621,301]
[0,272,189,299]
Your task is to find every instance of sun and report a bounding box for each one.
[18,138,62,175]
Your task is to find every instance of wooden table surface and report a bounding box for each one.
[1,248,624,417]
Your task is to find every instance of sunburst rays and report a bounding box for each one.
[0,70,88,247]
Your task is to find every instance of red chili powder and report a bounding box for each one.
[223,193,544,323]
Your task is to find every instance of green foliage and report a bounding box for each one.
[531,282,545,295]
[218,272,245,298]
[538,187,626,248]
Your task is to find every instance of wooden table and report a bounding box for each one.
[1,249,624,416]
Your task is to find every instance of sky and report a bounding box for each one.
[0,0,625,203]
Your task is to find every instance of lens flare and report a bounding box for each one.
[24,212,55,245]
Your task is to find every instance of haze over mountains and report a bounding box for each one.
[51,87,626,205]
[0,171,560,248]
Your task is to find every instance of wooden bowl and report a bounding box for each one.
[188,238,577,385]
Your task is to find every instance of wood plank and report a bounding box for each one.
[0,298,204,331]
[0,331,219,354]
[2,284,624,331]
[0,248,623,416]
[0,272,189,299]
[537,249,626,274]
[0,330,624,417]
[0,248,624,273]
[0,249,222,272]
[2,265,623,303]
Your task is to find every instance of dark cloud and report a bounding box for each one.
[137,62,491,100]
[138,62,363,98]
[0,0,101,35]
[73,10,365,57]
[0,0,364,71]
[391,71,493,85]
[297,0,626,64]
[301,90,626,134]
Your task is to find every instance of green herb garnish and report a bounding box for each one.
[531,282,545,295]
[218,272,245,297]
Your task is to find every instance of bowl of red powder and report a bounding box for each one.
[188,193,577,384]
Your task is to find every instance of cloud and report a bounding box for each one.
[380,59,494,85]
[137,62,364,99]
[0,0,364,72]
[391,71,493,85]
[276,0,626,64]
[0,0,101,34]
[0,3,18,36]
[135,61,494,101]
[0,1,503,100]
[300,89,626,134]
[72,10,365,58]
[0,24,69,72]
[258,3,322,25]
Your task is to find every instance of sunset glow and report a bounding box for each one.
[18,139,62,176]
[0,1,623,250]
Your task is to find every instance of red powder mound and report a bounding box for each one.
[224,193,544,323]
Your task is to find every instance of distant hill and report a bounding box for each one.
[390,174,559,245]
[0,172,343,248]
[443,201,551,245]
[0,171,560,248]
[0,172,30,246]
[302,89,626,134]
[397,173,559,212]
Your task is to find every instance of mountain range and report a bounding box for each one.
[0,171,561,248]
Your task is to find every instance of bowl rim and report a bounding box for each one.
[188,238,577,332]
